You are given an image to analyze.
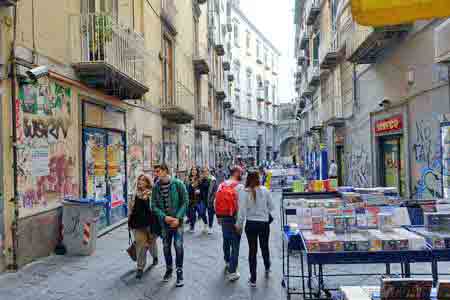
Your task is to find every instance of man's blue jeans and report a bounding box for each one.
[162,226,184,270]
[220,217,241,274]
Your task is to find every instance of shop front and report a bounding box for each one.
[373,114,406,196]
[82,102,127,231]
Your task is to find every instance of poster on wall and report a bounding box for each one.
[441,123,450,199]
[17,82,78,216]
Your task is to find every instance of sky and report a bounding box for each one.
[239,0,296,104]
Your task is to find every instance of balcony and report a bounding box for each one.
[256,56,263,65]
[69,14,148,100]
[347,24,411,64]
[0,0,16,6]
[223,61,231,71]
[300,26,311,50]
[160,81,195,124]
[210,126,221,136]
[306,0,321,26]
[223,99,232,109]
[216,89,226,101]
[194,107,212,131]
[227,74,234,82]
[256,88,265,102]
[161,0,178,35]
[193,42,209,75]
[307,60,320,87]
[215,44,225,56]
[320,32,344,69]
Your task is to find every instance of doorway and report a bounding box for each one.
[336,145,344,186]
[380,135,406,196]
[83,128,127,230]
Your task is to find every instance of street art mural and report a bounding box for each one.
[412,119,442,199]
[16,83,78,215]
[344,144,370,187]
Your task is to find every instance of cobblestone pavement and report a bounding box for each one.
[1,192,449,300]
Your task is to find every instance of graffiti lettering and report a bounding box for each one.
[23,117,70,140]
[344,145,370,187]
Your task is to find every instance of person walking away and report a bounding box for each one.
[152,164,189,287]
[215,166,244,282]
[236,171,274,287]
[200,167,218,234]
[328,160,338,179]
[128,174,160,279]
[215,164,227,185]
[187,167,207,233]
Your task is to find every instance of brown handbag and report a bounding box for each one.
[127,229,137,261]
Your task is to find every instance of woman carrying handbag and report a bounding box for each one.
[128,174,161,279]
[235,170,275,287]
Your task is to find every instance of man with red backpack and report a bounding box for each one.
[215,166,244,282]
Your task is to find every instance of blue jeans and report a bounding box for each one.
[162,226,184,270]
[189,202,207,229]
[221,217,241,274]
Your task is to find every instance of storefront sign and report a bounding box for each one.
[375,115,403,135]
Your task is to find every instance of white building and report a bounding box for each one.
[225,0,281,165]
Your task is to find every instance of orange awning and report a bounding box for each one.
[351,0,450,26]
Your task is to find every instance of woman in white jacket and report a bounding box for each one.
[235,170,274,287]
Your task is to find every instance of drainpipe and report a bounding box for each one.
[8,3,19,271]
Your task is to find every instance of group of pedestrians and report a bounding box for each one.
[127,163,275,288]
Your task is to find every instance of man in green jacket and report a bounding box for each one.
[152,164,189,287]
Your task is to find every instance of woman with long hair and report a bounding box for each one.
[187,166,207,232]
[236,170,274,287]
[128,174,160,279]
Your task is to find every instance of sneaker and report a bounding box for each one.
[224,263,230,274]
[248,278,256,287]
[208,227,213,235]
[136,269,143,279]
[189,227,195,233]
[265,268,271,277]
[227,272,241,282]
[176,269,184,287]
[163,269,173,282]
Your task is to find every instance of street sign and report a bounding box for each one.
[352,0,450,26]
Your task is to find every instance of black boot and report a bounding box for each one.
[163,268,173,282]
[176,269,184,287]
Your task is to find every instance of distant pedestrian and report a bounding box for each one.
[152,164,189,287]
[215,166,244,282]
[328,160,338,179]
[236,171,274,287]
[200,167,218,234]
[128,174,160,279]
[153,164,161,185]
[215,164,227,185]
[187,166,208,233]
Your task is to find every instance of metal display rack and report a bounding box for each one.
[280,191,450,300]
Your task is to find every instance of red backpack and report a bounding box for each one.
[215,181,239,217]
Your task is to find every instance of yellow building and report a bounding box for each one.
[0,0,217,271]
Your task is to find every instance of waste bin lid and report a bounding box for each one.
[64,197,108,206]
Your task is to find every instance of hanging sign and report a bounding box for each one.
[351,0,450,26]
[375,115,403,136]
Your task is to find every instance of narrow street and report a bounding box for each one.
[0,193,285,300]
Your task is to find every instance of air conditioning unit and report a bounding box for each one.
[435,18,450,64]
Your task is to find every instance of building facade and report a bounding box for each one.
[0,0,229,271]
[226,1,281,166]
[294,0,450,195]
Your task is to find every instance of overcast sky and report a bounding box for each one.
[239,0,296,103]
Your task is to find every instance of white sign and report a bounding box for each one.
[31,147,50,177]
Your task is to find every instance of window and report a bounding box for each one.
[246,31,251,50]
[236,95,240,115]
[265,106,269,122]
[234,62,240,89]
[256,39,261,60]
[247,97,252,118]
[257,104,262,120]
[233,21,239,46]
[273,108,277,123]
[162,37,174,105]
[246,70,252,93]
[264,81,269,99]
[272,85,276,104]
[313,34,320,63]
